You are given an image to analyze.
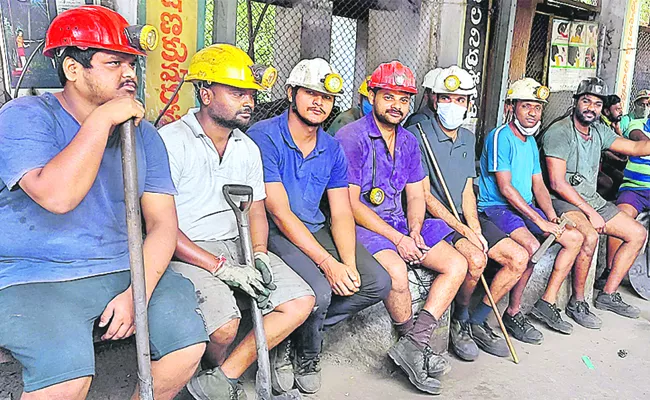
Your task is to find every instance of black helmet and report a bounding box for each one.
[574,77,608,100]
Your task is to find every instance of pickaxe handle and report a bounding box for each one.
[530,215,574,264]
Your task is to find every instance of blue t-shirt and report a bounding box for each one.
[478,123,542,210]
[247,111,348,233]
[0,93,176,290]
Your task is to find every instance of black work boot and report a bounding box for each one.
[388,336,442,394]
[423,345,452,377]
[566,298,602,329]
[270,338,295,394]
[450,318,479,361]
[293,354,321,394]
[594,291,640,319]
[531,299,573,334]
[470,321,509,357]
[187,367,248,400]
[502,311,543,345]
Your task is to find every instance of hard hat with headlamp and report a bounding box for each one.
[286,58,344,96]
[506,78,550,104]
[431,66,476,96]
[186,44,277,91]
[44,5,159,57]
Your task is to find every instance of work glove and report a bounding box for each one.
[254,251,277,291]
[213,259,271,308]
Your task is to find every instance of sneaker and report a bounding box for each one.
[594,291,640,319]
[187,367,247,400]
[566,299,602,329]
[293,354,321,394]
[502,311,543,345]
[531,299,573,334]
[270,339,294,393]
[450,319,479,361]
[470,321,509,357]
[388,336,442,395]
[423,345,452,377]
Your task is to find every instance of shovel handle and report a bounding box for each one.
[222,184,254,215]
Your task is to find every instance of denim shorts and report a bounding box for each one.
[0,269,208,392]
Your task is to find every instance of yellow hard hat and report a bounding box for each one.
[186,43,277,90]
[358,76,371,97]
[506,78,549,103]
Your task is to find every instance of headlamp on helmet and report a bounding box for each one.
[444,75,461,92]
[125,25,159,52]
[535,86,550,101]
[323,73,344,94]
[250,64,278,90]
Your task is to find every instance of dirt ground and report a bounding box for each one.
[2,286,649,400]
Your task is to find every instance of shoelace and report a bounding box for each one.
[423,345,434,371]
[298,356,321,374]
[482,322,500,339]
[513,313,533,331]
[281,340,292,365]
[611,292,623,303]
[575,301,590,314]
[459,320,473,337]
[550,303,562,321]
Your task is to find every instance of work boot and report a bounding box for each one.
[594,291,640,319]
[270,338,294,393]
[423,345,452,377]
[470,321,509,357]
[531,299,573,334]
[388,336,442,395]
[187,367,247,400]
[566,298,602,329]
[450,318,479,361]
[293,354,321,394]
[502,311,543,345]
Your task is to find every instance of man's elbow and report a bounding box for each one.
[37,196,79,215]
[548,177,563,193]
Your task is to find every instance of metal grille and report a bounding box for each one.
[206,0,440,129]
[631,27,650,102]
[526,13,550,84]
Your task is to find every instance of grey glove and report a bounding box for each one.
[213,259,271,308]
[254,252,277,291]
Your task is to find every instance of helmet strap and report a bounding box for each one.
[290,86,320,128]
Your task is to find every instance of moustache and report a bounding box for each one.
[308,107,326,114]
[119,80,137,89]
[385,108,403,116]
[237,107,253,115]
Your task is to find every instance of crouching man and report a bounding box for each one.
[336,61,467,395]
[248,58,391,394]
[478,78,586,341]
[0,6,207,399]
[159,44,315,399]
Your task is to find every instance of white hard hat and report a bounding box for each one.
[506,78,549,103]
[431,65,477,96]
[422,68,442,90]
[285,58,344,96]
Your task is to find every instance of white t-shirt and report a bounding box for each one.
[159,108,266,241]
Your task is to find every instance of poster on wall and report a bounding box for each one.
[460,0,490,126]
[548,18,599,91]
[0,0,74,91]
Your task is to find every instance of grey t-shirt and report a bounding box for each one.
[407,107,477,211]
[541,116,618,210]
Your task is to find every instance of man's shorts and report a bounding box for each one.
[356,216,453,255]
[170,239,314,335]
[448,213,510,249]
[552,198,620,222]
[481,204,548,236]
[0,269,208,393]
[616,189,650,215]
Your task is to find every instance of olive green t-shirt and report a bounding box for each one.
[541,116,618,210]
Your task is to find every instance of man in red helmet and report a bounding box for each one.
[0,6,206,399]
[336,61,467,395]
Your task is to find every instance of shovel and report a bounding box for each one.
[222,184,302,400]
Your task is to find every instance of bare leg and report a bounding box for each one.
[204,318,241,368]
[602,212,647,293]
[483,238,529,304]
[541,228,583,304]
[564,211,599,301]
[374,249,414,324]
[506,227,540,316]
[606,205,638,272]
[453,238,488,308]
[22,377,92,400]
[220,296,315,379]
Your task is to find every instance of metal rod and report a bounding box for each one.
[12,39,45,99]
[120,120,155,399]
[416,123,519,364]
[153,74,185,128]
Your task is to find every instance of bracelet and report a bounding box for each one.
[318,254,333,267]
[396,234,406,246]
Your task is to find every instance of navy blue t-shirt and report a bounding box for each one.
[0,93,176,290]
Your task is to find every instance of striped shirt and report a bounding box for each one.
[621,126,650,191]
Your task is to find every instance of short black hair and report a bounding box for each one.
[55,47,100,85]
[605,94,621,108]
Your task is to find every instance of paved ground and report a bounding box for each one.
[2,286,650,399]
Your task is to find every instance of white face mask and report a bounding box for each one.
[514,118,541,136]
[436,102,467,130]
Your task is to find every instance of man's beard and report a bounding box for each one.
[375,109,403,127]
[209,107,252,131]
[291,97,321,127]
[575,109,597,126]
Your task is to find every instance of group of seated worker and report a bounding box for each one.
[1,6,647,400]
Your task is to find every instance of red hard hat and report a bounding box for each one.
[44,5,144,58]
[368,61,418,95]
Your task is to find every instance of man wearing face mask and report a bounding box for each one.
[479,78,587,339]
[327,76,372,135]
[336,61,468,395]
[407,67,532,358]
[543,77,650,320]
[620,89,650,137]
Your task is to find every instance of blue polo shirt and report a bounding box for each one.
[478,123,541,210]
[247,111,349,233]
[0,93,176,290]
